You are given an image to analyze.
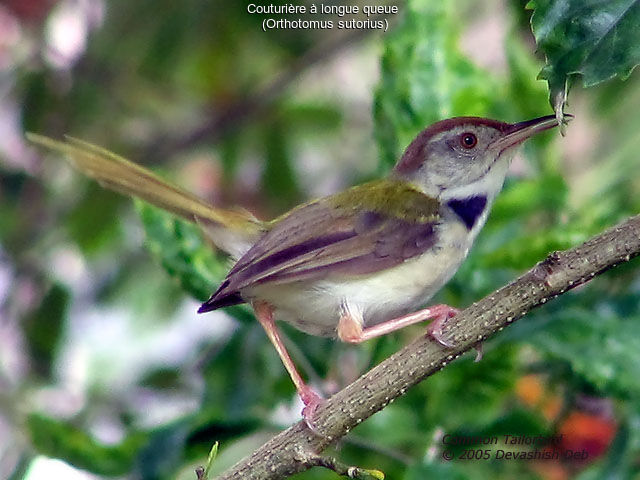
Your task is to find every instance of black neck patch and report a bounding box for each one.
[447,195,487,230]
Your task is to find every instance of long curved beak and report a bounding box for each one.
[492,114,572,150]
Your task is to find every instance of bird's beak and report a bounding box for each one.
[491,114,573,151]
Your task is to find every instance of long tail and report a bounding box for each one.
[26,133,264,257]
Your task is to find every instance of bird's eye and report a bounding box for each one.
[460,132,477,149]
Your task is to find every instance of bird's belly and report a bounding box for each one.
[347,245,465,326]
[247,223,472,338]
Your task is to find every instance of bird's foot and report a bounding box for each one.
[299,385,325,433]
[427,308,484,361]
[426,306,459,347]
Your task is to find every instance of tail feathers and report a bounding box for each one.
[197,279,245,312]
[27,133,265,256]
[197,293,245,313]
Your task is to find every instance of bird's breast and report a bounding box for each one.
[248,218,475,337]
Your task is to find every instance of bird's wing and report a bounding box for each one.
[200,180,441,311]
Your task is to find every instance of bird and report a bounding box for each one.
[27,113,567,424]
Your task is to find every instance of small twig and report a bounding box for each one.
[215,213,640,479]
[307,455,385,479]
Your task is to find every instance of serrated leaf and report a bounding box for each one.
[136,201,253,323]
[529,0,640,114]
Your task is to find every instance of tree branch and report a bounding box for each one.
[215,213,640,480]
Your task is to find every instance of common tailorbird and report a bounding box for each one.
[27,113,568,423]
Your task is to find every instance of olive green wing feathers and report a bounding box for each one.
[200,180,441,311]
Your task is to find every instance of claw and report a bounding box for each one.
[299,386,325,433]
[426,307,459,347]
[474,342,484,362]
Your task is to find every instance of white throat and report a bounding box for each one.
[440,158,510,205]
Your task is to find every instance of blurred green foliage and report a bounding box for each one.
[22,282,69,379]
[374,2,500,167]
[26,414,147,476]
[2,0,640,479]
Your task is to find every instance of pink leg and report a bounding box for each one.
[253,301,323,426]
[337,304,459,347]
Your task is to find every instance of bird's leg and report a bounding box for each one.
[337,303,459,347]
[253,301,324,426]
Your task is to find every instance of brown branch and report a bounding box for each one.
[215,213,640,480]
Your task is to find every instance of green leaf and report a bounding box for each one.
[22,283,69,379]
[66,183,123,256]
[135,419,191,479]
[478,225,587,270]
[529,0,640,114]
[504,32,551,123]
[262,120,302,211]
[201,442,219,480]
[529,307,640,398]
[136,200,253,323]
[139,367,185,390]
[27,414,146,476]
[355,404,424,449]
[504,33,562,173]
[374,0,498,169]
[490,174,568,221]
[136,200,225,300]
[199,321,301,419]
[418,344,519,430]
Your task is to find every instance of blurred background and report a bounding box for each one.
[1,0,640,479]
